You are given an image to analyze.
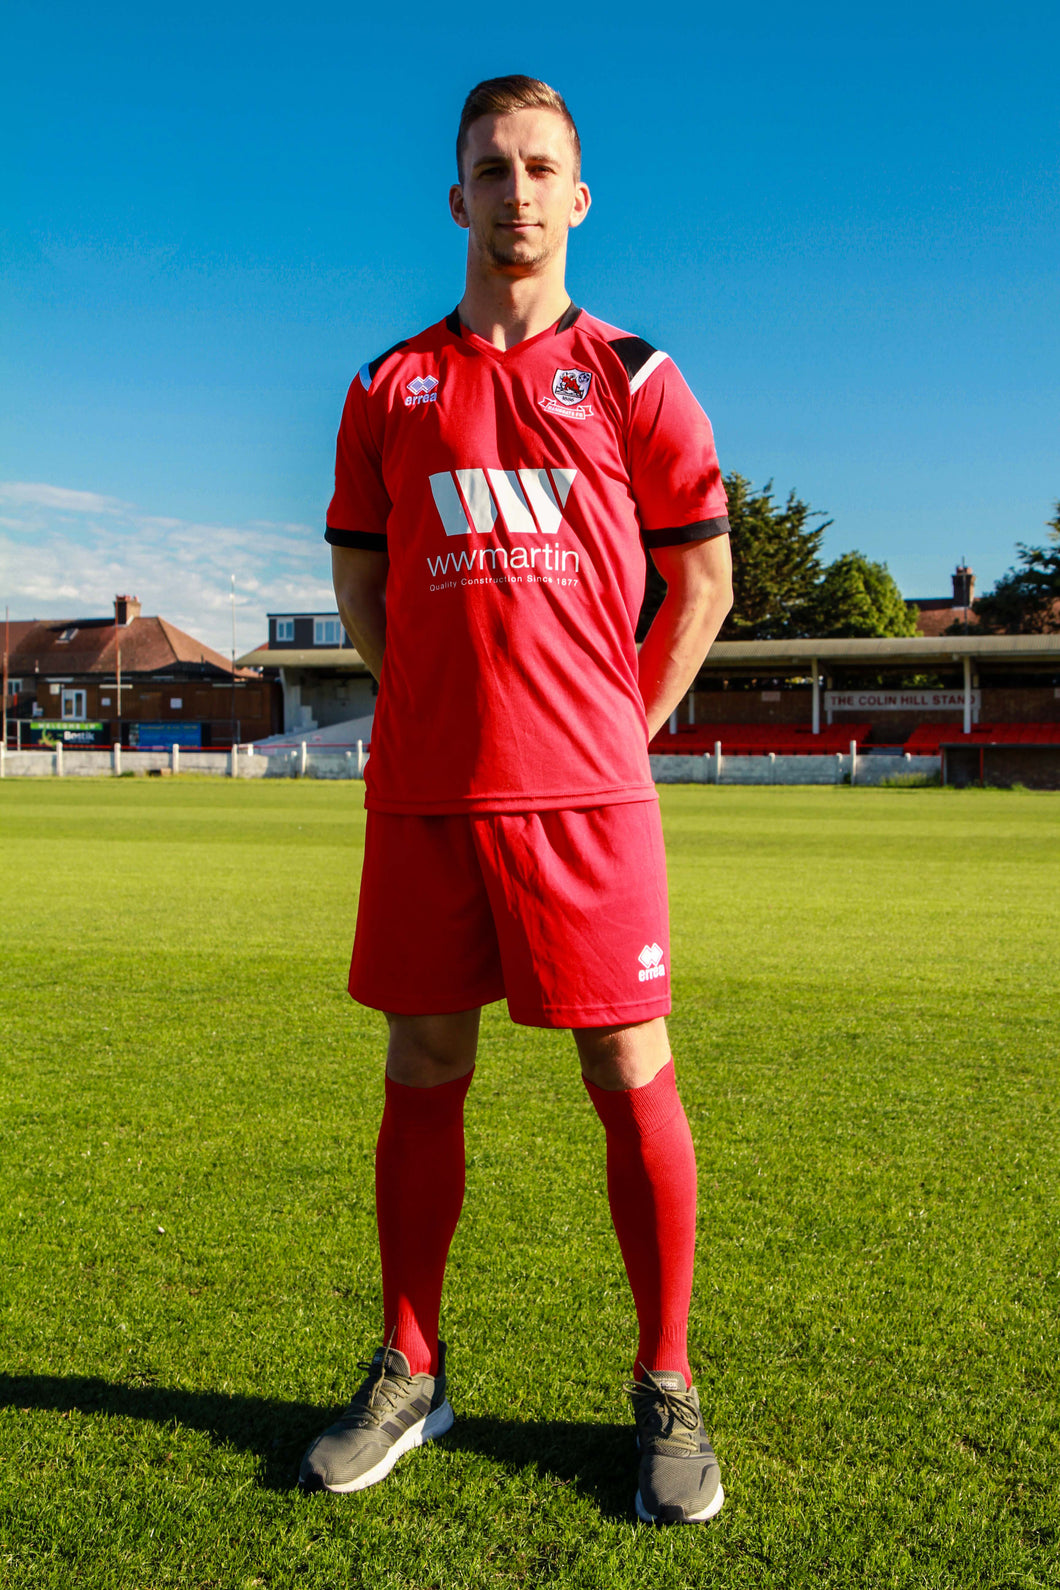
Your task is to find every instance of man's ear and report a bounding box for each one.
[569,182,591,230]
[450,183,470,230]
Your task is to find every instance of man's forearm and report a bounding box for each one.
[336,588,386,682]
[331,546,388,682]
[637,538,733,740]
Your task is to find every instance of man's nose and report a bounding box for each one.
[504,163,532,207]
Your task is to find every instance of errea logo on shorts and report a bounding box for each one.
[637,943,666,982]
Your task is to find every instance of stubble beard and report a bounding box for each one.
[481,221,563,276]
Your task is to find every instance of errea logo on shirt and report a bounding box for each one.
[637,943,666,982]
[405,376,439,407]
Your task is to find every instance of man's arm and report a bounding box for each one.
[637,535,733,740]
[331,544,389,682]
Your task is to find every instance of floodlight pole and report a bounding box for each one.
[2,606,9,753]
[230,575,237,748]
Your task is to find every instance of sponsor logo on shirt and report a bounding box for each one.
[637,942,666,982]
[425,466,582,583]
[428,467,576,536]
[405,375,439,407]
[541,367,594,420]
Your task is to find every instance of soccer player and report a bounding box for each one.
[299,75,734,1526]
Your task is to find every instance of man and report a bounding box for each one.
[299,75,733,1526]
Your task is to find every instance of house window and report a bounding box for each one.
[61,688,87,719]
[314,617,343,646]
[275,618,294,642]
[58,628,78,643]
[6,678,21,695]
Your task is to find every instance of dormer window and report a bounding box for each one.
[275,618,294,642]
[314,618,343,647]
[58,627,78,643]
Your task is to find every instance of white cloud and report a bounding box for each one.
[0,480,333,656]
[0,481,129,514]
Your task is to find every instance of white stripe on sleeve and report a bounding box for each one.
[628,350,669,395]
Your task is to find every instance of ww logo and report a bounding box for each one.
[429,467,577,537]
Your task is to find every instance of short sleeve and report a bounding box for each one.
[626,359,729,549]
[324,375,391,550]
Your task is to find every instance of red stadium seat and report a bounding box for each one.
[902,722,1060,754]
[648,723,873,756]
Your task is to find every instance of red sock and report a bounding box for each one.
[375,1068,473,1375]
[584,1059,697,1387]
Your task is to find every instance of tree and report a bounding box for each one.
[805,551,920,638]
[720,474,829,639]
[635,472,829,642]
[961,505,1060,634]
[635,472,919,643]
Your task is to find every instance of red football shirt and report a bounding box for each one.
[326,306,728,814]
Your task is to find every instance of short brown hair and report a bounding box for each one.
[456,75,581,182]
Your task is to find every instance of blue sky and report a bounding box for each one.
[2,0,1057,655]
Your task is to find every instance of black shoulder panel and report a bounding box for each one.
[367,340,409,383]
[607,334,658,382]
[445,307,462,335]
[556,302,582,333]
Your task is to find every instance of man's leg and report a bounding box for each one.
[300,1008,478,1494]
[575,1017,696,1387]
[377,1009,479,1374]
[577,1017,722,1524]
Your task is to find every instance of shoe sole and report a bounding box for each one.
[317,1399,455,1494]
[635,1481,725,1525]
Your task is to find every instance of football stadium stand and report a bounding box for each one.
[648,723,873,757]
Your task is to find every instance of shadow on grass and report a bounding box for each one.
[0,1373,633,1518]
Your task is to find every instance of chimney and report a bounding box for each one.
[951,565,974,607]
[114,594,141,626]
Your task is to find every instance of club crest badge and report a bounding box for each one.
[551,368,593,406]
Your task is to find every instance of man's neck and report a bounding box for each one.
[456,266,572,351]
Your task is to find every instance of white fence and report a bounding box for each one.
[0,742,369,779]
[2,740,938,786]
[649,750,940,786]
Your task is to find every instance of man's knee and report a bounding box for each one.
[385,1009,481,1086]
[575,1016,671,1091]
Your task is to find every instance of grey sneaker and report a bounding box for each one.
[626,1369,724,1524]
[299,1342,453,1494]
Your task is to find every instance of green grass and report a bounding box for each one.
[1,780,1058,1589]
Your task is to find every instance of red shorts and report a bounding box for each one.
[349,801,671,1028]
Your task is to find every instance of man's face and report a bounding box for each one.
[450,108,590,275]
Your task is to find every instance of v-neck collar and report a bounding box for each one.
[445,302,582,358]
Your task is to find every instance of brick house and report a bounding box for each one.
[907,564,979,637]
[3,596,280,749]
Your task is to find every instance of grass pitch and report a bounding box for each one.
[1,780,1057,1589]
